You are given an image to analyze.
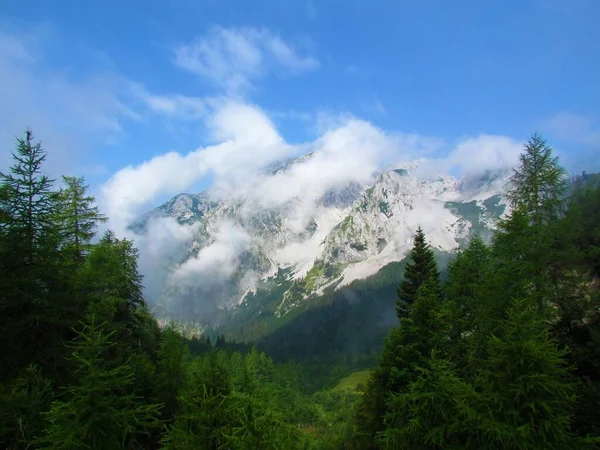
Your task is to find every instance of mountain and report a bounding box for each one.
[135,154,511,334]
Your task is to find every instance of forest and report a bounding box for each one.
[1,130,599,449]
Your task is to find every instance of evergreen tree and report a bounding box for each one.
[0,365,53,449]
[355,277,446,447]
[161,351,234,449]
[396,227,441,319]
[473,297,583,449]
[56,176,106,262]
[508,133,568,227]
[0,129,58,274]
[39,320,161,449]
[444,235,492,367]
[157,323,187,421]
[0,130,63,379]
[500,133,568,310]
[380,353,477,450]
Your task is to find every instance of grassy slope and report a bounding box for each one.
[332,370,372,393]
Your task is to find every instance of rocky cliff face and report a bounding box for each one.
[135,154,510,322]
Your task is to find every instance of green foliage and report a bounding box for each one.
[157,323,188,421]
[0,365,53,449]
[508,133,568,227]
[56,175,107,262]
[2,129,600,449]
[472,298,579,449]
[39,321,162,449]
[396,226,441,319]
[161,351,234,449]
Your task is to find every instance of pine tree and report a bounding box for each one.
[56,176,106,262]
[396,227,441,319]
[39,320,161,449]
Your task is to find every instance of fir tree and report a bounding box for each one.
[396,226,441,319]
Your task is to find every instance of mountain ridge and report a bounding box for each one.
[135,153,512,330]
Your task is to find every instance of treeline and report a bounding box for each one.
[350,133,600,449]
[0,130,362,449]
[1,130,599,449]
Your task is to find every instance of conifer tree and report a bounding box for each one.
[162,351,234,449]
[474,297,582,449]
[380,353,477,450]
[56,176,106,262]
[0,130,63,379]
[396,227,441,319]
[444,235,492,366]
[157,323,187,421]
[355,277,446,447]
[499,133,569,310]
[0,129,58,274]
[508,133,568,227]
[39,320,161,449]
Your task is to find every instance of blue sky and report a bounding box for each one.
[1,0,599,229]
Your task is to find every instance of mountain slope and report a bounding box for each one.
[135,155,510,328]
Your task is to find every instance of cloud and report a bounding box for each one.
[99,101,291,235]
[174,26,319,93]
[443,134,522,175]
[168,221,251,283]
[0,28,141,174]
[143,92,206,120]
[362,95,387,116]
[137,217,198,300]
[543,111,600,147]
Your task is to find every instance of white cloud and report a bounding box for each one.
[99,101,291,235]
[0,29,140,174]
[137,217,198,300]
[169,221,251,283]
[443,134,522,175]
[174,26,319,93]
[543,111,600,147]
[145,93,205,120]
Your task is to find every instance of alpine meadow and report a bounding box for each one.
[1,1,600,449]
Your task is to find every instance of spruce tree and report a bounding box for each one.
[355,277,446,447]
[444,235,492,367]
[396,227,441,319]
